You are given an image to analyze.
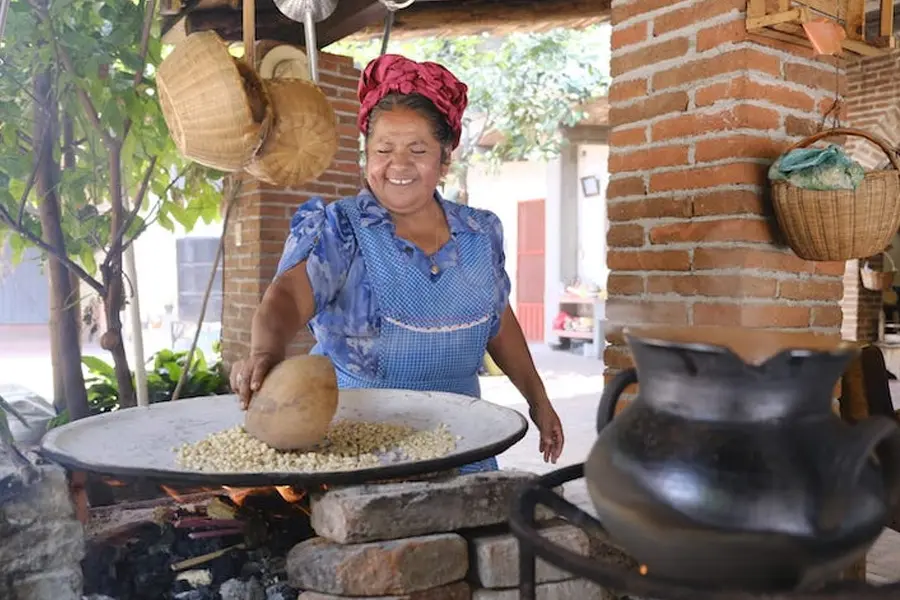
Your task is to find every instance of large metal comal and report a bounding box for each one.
[39,388,528,487]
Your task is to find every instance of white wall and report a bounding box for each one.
[467,160,549,309]
[576,144,609,288]
[131,219,224,322]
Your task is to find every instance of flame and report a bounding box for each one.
[161,485,189,503]
[275,486,307,503]
[221,486,261,507]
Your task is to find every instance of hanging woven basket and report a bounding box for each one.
[861,252,897,292]
[157,31,274,172]
[770,127,900,262]
[245,78,338,188]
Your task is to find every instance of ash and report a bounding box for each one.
[82,489,311,600]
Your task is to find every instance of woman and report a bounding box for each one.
[230,54,564,472]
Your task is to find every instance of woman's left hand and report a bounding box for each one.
[529,401,564,464]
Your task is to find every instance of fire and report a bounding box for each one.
[161,485,189,503]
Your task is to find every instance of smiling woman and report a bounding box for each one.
[229,54,564,473]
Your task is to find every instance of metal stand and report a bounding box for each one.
[507,464,900,600]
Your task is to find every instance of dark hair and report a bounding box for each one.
[364,93,454,164]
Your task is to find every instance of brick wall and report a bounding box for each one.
[221,50,362,369]
[846,54,900,169]
[840,55,899,342]
[605,0,848,378]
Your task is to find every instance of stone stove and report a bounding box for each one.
[1,449,617,600]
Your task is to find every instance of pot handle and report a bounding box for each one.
[818,415,900,533]
[597,367,638,434]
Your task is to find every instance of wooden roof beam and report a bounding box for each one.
[350,0,610,39]
[163,0,388,47]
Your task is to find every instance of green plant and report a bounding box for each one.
[48,347,230,428]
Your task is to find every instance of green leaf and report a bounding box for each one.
[82,355,116,382]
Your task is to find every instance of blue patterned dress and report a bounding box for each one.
[274,189,512,473]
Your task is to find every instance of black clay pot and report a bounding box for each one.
[585,325,900,592]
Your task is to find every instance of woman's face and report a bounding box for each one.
[364,106,449,215]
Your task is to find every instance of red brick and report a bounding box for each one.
[652,0,745,36]
[648,163,768,192]
[648,218,774,244]
[784,63,847,95]
[607,176,646,198]
[603,344,635,370]
[694,135,787,163]
[651,105,780,141]
[812,306,844,328]
[607,274,645,295]
[692,248,814,273]
[612,0,674,24]
[607,224,646,248]
[695,77,816,111]
[646,274,778,298]
[778,279,844,301]
[608,197,690,221]
[606,298,690,325]
[611,21,648,49]
[609,127,648,147]
[785,115,820,138]
[652,49,781,91]
[610,91,689,126]
[696,18,749,51]
[611,37,691,77]
[693,303,811,328]
[815,261,847,276]
[609,78,649,103]
[688,190,767,217]
[608,145,690,173]
[607,250,691,271]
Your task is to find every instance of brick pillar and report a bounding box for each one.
[840,55,900,342]
[846,53,900,169]
[221,51,362,369]
[841,257,884,343]
[604,0,848,376]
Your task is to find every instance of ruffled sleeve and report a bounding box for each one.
[275,197,356,314]
[484,211,512,339]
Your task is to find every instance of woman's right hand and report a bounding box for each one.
[230,352,281,409]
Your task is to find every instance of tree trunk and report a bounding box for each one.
[50,117,82,412]
[456,163,470,206]
[99,142,136,409]
[33,69,89,421]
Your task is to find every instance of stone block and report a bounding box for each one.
[8,566,82,600]
[298,581,471,600]
[469,520,591,588]
[311,470,555,544]
[1,461,76,536]
[287,534,468,596]
[472,579,614,600]
[0,519,85,574]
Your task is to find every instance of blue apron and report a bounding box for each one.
[328,197,500,474]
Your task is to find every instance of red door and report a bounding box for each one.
[516,199,546,342]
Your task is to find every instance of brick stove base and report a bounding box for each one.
[0,448,621,600]
[289,470,620,599]
[0,453,85,600]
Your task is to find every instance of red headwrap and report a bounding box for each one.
[357,54,469,149]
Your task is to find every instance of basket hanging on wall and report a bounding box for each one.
[770,127,900,262]
[861,252,897,292]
